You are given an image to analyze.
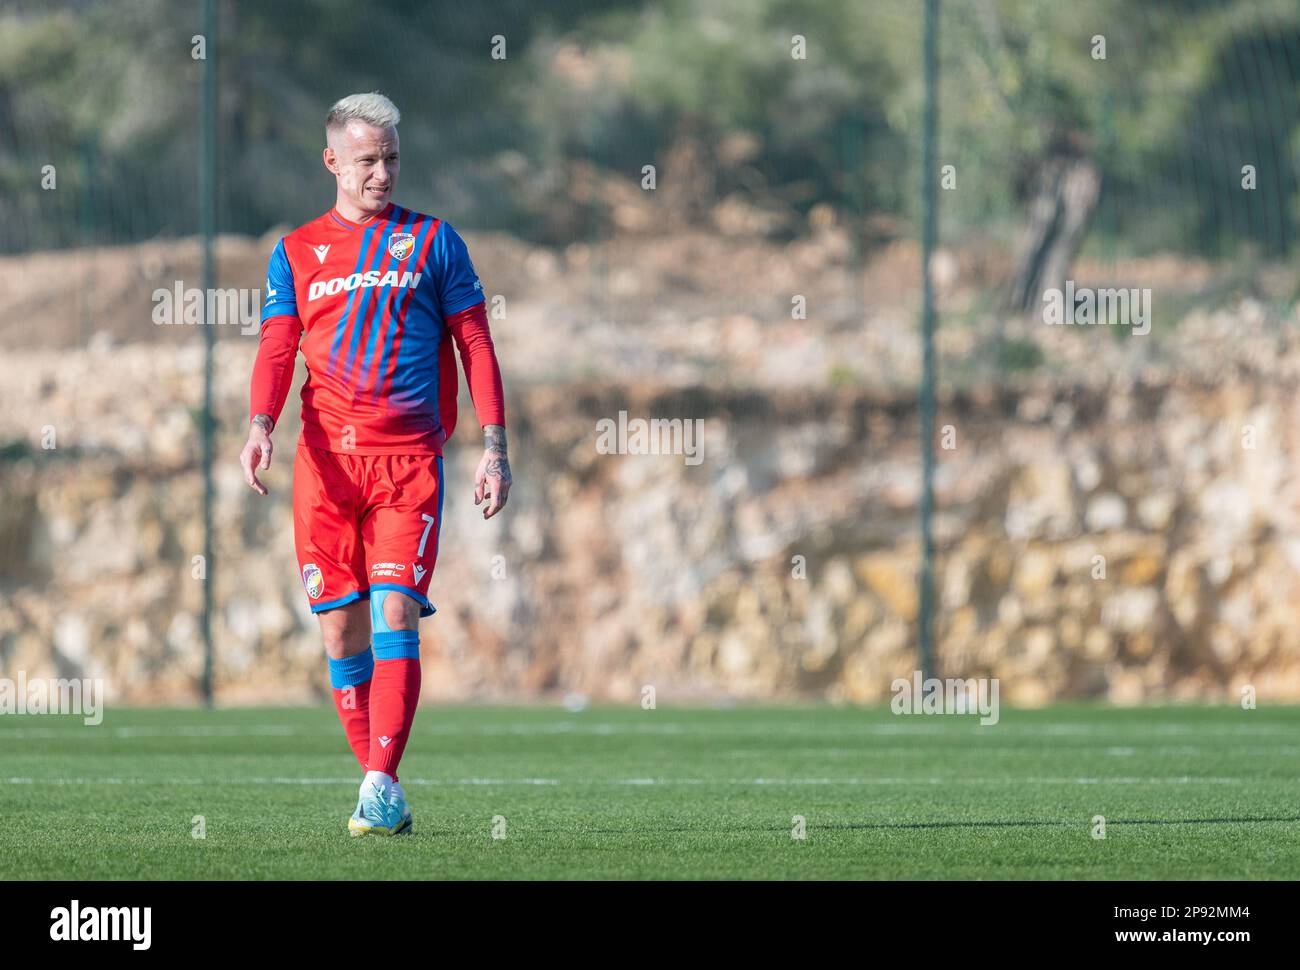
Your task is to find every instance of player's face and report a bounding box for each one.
[326,121,399,216]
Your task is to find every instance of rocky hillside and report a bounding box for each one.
[3,330,1300,704]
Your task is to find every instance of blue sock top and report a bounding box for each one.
[327,649,375,689]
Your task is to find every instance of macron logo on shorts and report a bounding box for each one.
[308,270,422,302]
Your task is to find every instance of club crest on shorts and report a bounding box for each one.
[388,232,415,261]
[301,563,324,599]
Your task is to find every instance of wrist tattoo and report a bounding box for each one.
[484,424,507,455]
[252,414,274,434]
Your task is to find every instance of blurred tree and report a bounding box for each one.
[0,0,1297,264]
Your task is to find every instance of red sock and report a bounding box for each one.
[368,633,421,776]
[328,649,375,771]
[331,679,371,770]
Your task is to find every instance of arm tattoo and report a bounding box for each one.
[252,413,274,434]
[484,424,508,455]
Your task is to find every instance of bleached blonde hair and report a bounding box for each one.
[325,92,401,133]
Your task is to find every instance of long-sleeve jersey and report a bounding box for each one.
[250,202,504,454]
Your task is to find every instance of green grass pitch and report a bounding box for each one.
[1,703,1296,879]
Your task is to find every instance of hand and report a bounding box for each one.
[240,414,274,496]
[474,424,512,519]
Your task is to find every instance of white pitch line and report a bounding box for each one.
[0,725,300,740]
[0,775,1282,787]
[2,721,1299,740]
[713,745,1300,757]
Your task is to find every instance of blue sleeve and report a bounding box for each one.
[262,239,298,322]
[431,223,485,317]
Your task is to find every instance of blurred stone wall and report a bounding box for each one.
[2,341,1300,705]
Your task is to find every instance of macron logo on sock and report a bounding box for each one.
[378,735,393,748]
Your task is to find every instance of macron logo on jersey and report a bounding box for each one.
[308,270,422,302]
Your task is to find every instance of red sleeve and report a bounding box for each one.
[444,301,505,429]
[249,314,303,428]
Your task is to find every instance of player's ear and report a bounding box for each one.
[322,147,338,175]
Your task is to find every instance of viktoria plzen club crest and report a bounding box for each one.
[388,232,415,260]
[302,563,324,599]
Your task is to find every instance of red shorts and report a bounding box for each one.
[292,443,444,615]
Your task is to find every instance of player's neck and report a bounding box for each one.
[333,198,393,226]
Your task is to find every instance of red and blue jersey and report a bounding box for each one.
[256,202,499,454]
